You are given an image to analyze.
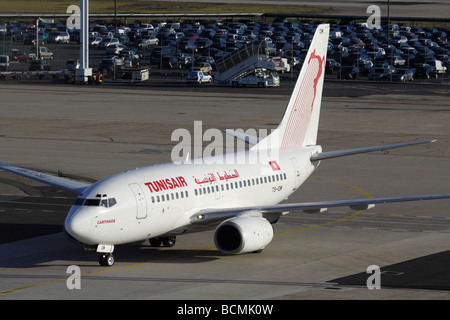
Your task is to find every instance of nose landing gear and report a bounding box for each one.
[95,237,177,266]
[95,244,115,266]
[99,253,115,266]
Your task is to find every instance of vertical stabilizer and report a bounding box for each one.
[254,24,329,150]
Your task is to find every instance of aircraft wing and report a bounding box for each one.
[190,193,450,226]
[0,162,91,195]
[311,140,436,161]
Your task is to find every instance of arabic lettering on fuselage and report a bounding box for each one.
[194,169,240,184]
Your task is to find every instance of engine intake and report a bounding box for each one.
[214,216,273,254]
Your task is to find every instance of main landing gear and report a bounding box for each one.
[149,236,176,247]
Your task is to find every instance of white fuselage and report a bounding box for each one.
[64,146,321,246]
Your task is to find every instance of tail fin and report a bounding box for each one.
[254,24,329,150]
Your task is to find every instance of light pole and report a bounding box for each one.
[114,0,117,36]
[387,0,392,81]
[387,0,390,45]
[76,0,92,83]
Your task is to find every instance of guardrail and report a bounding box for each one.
[0,70,63,80]
[1,12,449,24]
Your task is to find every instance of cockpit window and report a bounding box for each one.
[84,199,101,206]
[109,198,117,207]
[74,197,117,208]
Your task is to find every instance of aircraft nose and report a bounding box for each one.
[64,208,91,243]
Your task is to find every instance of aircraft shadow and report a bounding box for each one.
[331,250,450,292]
[0,238,221,269]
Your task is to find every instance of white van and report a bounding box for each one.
[0,55,9,71]
[434,60,447,74]
[231,69,280,88]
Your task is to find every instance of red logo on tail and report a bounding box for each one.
[308,49,325,111]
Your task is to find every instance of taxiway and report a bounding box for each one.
[0,79,449,300]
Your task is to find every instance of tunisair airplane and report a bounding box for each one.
[1,24,449,266]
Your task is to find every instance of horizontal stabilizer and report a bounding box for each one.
[311,140,436,161]
[224,129,260,146]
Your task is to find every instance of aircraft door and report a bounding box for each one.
[290,157,301,190]
[129,183,147,219]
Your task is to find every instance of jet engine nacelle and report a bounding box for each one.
[214,215,273,254]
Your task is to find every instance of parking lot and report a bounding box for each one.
[1,18,449,84]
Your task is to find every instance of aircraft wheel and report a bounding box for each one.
[149,238,162,247]
[162,236,176,247]
[99,253,115,266]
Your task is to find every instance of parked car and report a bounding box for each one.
[99,38,120,48]
[386,54,406,66]
[138,36,159,48]
[193,62,212,73]
[368,67,392,81]
[195,56,215,66]
[325,58,341,74]
[24,34,46,45]
[186,71,212,84]
[159,56,179,69]
[28,59,50,71]
[174,55,195,69]
[339,66,361,80]
[31,47,53,60]
[11,49,31,62]
[64,59,80,72]
[48,31,70,44]
[391,68,415,81]
[98,56,123,72]
[106,44,128,55]
[89,36,103,46]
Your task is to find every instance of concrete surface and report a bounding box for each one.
[0,79,449,300]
